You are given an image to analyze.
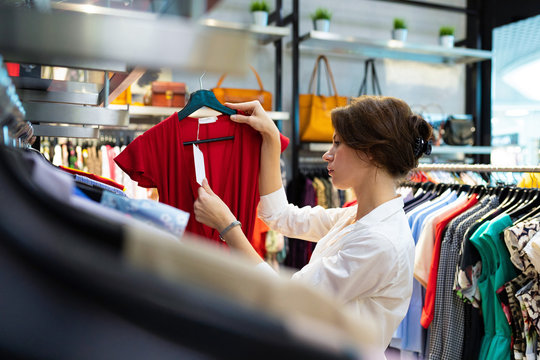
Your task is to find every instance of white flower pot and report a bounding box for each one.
[392,28,407,42]
[252,11,268,26]
[314,19,330,32]
[439,35,454,48]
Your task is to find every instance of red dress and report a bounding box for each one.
[115,113,289,245]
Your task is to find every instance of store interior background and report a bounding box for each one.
[11,0,540,173]
[160,0,540,175]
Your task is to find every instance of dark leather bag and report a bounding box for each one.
[151,81,187,107]
[441,115,475,145]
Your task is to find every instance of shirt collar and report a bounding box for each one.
[354,196,404,228]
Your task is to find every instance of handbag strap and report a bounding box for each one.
[358,59,382,96]
[215,65,265,91]
[308,55,339,97]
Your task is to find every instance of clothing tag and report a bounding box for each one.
[193,144,206,185]
[198,116,218,124]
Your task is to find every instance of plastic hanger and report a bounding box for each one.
[508,188,540,220]
[177,72,236,121]
[179,73,237,147]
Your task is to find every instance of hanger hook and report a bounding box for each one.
[199,71,206,90]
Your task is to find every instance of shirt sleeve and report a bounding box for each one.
[258,187,345,242]
[114,134,156,188]
[255,261,278,276]
[291,231,399,303]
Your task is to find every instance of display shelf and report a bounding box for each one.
[24,102,129,127]
[14,78,100,105]
[109,105,290,121]
[199,19,290,45]
[0,6,254,73]
[291,31,492,64]
[306,142,492,154]
[430,145,493,154]
[32,124,99,139]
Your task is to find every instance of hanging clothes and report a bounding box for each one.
[114,113,289,245]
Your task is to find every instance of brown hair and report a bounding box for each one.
[331,95,433,178]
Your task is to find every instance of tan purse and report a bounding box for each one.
[299,55,348,143]
[212,65,273,111]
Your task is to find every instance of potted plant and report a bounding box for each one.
[439,26,455,47]
[311,7,332,32]
[392,18,407,42]
[250,1,270,26]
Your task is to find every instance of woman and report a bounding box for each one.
[194,95,433,354]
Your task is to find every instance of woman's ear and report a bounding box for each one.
[356,149,373,162]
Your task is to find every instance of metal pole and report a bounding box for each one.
[274,0,283,131]
[292,0,300,182]
[104,71,110,108]
[417,164,540,173]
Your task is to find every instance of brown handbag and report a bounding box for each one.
[151,81,187,107]
[212,66,272,111]
[299,55,348,143]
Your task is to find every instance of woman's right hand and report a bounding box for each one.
[225,101,280,140]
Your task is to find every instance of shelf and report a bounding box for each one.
[109,105,289,121]
[430,146,493,154]
[291,31,492,65]
[306,143,493,155]
[0,6,254,74]
[14,78,100,105]
[32,124,99,139]
[199,19,290,45]
[24,102,129,127]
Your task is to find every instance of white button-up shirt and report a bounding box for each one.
[258,187,414,350]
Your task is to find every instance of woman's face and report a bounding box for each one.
[322,132,373,190]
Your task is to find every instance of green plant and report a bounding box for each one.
[250,0,269,12]
[393,18,407,30]
[439,26,455,36]
[311,7,332,21]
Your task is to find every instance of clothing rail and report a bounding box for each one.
[416,164,540,173]
[0,56,33,147]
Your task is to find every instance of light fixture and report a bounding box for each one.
[504,109,530,117]
[502,57,540,101]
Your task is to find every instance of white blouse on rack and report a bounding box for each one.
[257,187,415,352]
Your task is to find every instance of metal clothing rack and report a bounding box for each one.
[416,164,540,173]
[0,56,33,148]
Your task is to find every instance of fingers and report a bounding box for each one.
[197,185,207,198]
[201,178,215,195]
[224,100,260,112]
[229,113,251,124]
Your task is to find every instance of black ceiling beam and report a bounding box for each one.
[373,0,478,15]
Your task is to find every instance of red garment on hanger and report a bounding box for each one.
[59,165,125,191]
[114,113,289,245]
[420,195,478,328]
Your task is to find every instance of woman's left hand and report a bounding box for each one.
[194,178,237,232]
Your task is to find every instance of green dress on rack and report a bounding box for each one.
[471,214,516,360]
[470,220,496,360]
[484,214,516,360]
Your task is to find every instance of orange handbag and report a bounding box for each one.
[212,65,273,111]
[299,55,347,143]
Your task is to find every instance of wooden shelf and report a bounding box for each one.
[291,31,492,64]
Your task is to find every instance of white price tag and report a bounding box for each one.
[193,144,206,185]
[198,116,218,124]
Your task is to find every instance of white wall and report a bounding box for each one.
[172,0,467,146]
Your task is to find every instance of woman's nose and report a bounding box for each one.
[322,151,333,162]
